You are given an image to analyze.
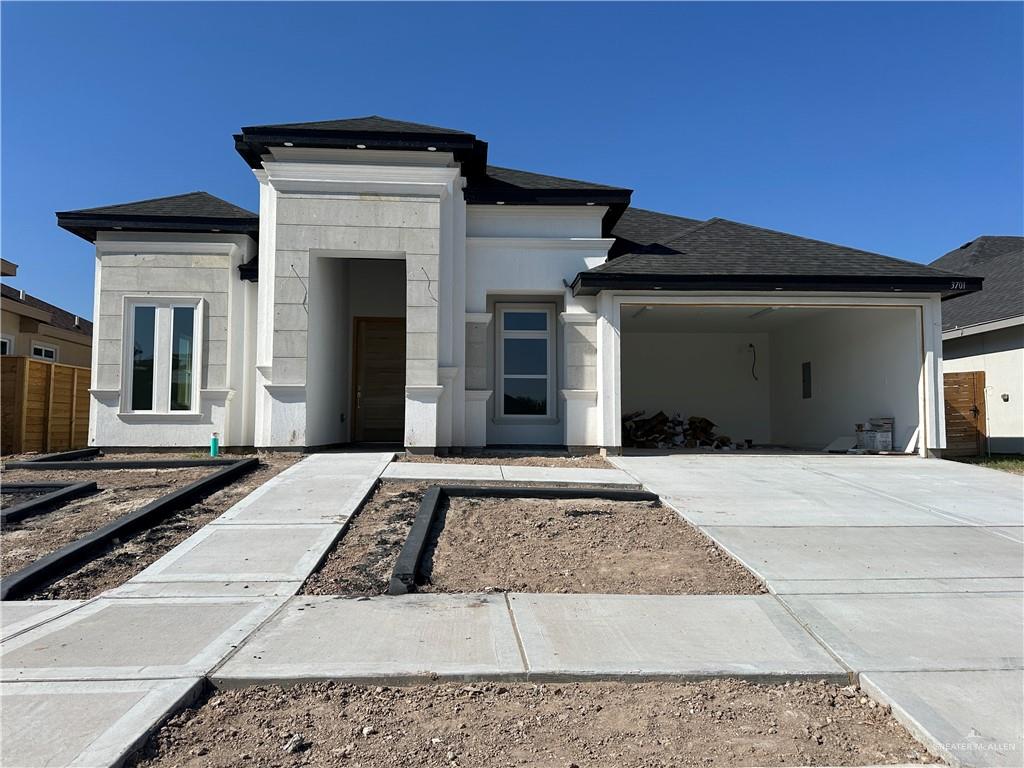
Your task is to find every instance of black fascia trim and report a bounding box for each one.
[571,271,984,298]
[464,194,630,235]
[234,130,487,172]
[57,213,258,244]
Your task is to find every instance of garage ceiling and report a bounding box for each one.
[620,305,838,333]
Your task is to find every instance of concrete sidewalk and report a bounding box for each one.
[1,451,394,768]
[612,453,1024,768]
[212,592,845,686]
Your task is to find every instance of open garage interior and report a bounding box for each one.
[620,304,924,452]
[306,257,407,447]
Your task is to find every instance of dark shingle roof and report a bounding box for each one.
[575,216,982,296]
[931,235,1023,274]
[930,237,1023,330]
[57,192,258,243]
[0,283,93,337]
[608,207,704,257]
[241,115,473,136]
[474,166,628,193]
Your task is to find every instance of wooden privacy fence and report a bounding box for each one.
[1,357,90,454]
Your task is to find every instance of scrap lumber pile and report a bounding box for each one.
[621,411,736,449]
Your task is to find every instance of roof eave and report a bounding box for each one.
[56,213,259,243]
[465,191,631,234]
[571,272,984,298]
[234,130,488,174]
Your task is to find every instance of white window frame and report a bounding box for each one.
[0,335,13,356]
[31,342,58,362]
[122,297,203,415]
[495,303,557,420]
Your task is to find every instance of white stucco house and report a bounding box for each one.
[56,116,983,455]
[932,237,1023,455]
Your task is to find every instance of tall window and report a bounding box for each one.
[125,300,201,413]
[131,306,156,410]
[170,306,195,410]
[497,304,555,418]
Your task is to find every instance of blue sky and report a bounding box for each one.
[2,1,1021,319]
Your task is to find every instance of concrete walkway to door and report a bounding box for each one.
[611,452,1024,768]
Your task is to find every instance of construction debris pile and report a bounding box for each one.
[621,411,743,450]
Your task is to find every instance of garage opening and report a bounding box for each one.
[620,304,923,453]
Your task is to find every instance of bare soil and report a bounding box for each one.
[301,481,763,596]
[2,453,302,599]
[1,488,50,509]
[128,680,940,768]
[302,481,423,596]
[0,466,214,577]
[422,494,763,595]
[398,451,612,469]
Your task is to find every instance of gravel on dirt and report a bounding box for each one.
[302,481,763,596]
[128,680,941,768]
[397,451,612,468]
[421,494,764,595]
[10,453,303,599]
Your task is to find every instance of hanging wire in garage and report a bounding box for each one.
[749,343,759,381]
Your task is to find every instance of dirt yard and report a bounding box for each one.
[0,465,214,577]
[421,493,763,594]
[1,453,301,597]
[302,481,763,596]
[302,481,423,596]
[397,451,612,468]
[128,680,940,767]
[1,486,52,509]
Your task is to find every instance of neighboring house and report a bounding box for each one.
[931,237,1023,455]
[0,260,93,367]
[56,116,981,455]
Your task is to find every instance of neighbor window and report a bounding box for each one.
[31,343,57,362]
[125,299,201,413]
[497,304,556,418]
[0,336,12,356]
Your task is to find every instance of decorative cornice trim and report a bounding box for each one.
[559,312,598,325]
[561,389,599,403]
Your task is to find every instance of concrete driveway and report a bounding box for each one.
[611,453,1024,768]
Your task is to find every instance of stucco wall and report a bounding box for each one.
[89,234,252,447]
[943,324,1024,453]
[769,307,922,450]
[621,331,773,445]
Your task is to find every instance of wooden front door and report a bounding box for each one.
[352,317,406,443]
[943,371,986,457]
